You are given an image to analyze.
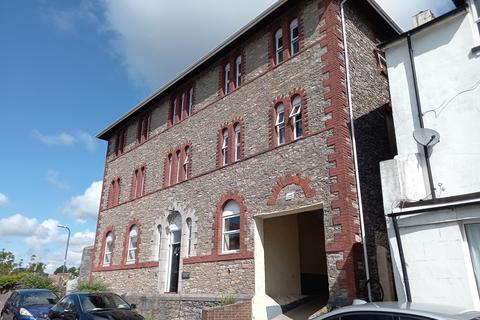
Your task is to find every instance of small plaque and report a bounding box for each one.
[285,191,295,201]
[182,272,191,279]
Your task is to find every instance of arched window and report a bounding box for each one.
[224,63,231,94]
[131,167,145,199]
[222,128,229,165]
[234,124,241,162]
[290,96,303,139]
[186,218,192,257]
[222,201,240,253]
[176,150,182,183]
[103,232,113,266]
[275,104,286,145]
[183,146,190,179]
[127,226,138,263]
[275,28,283,65]
[290,18,299,55]
[235,56,242,88]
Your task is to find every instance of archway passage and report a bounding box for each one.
[264,210,328,307]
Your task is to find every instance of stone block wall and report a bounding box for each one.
[90,0,397,311]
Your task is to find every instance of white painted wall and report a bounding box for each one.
[384,10,480,200]
[382,6,480,309]
[388,205,480,309]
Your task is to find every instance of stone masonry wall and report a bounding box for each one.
[345,1,397,299]
[91,0,395,311]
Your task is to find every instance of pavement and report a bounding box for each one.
[272,297,328,320]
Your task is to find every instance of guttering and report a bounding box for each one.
[390,196,480,216]
[340,0,372,302]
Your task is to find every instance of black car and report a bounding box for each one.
[47,292,144,320]
[1,288,59,320]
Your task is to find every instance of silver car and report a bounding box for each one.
[312,301,480,320]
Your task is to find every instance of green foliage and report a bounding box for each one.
[0,273,25,293]
[20,274,58,292]
[0,249,16,275]
[219,293,236,305]
[77,280,108,292]
[68,267,79,277]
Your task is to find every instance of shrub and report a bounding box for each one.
[219,293,236,305]
[0,273,25,293]
[20,274,58,293]
[76,280,108,292]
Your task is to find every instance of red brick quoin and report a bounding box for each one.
[267,173,316,205]
[320,0,361,298]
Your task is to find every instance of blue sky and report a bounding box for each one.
[0,0,454,273]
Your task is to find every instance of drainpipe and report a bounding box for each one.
[340,0,372,302]
[390,214,412,302]
[406,34,436,199]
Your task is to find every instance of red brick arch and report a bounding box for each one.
[267,173,316,205]
[98,226,116,267]
[121,218,141,265]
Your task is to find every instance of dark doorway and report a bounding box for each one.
[169,243,181,292]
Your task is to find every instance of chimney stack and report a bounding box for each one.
[412,10,436,27]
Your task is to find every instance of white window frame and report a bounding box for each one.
[275,28,283,65]
[275,104,286,145]
[224,63,231,94]
[103,232,113,266]
[222,129,229,165]
[461,220,480,307]
[127,226,138,263]
[176,150,182,182]
[471,0,480,43]
[290,96,303,140]
[290,18,299,55]
[183,146,190,179]
[222,201,241,253]
[234,124,241,162]
[235,56,242,88]
[188,88,193,116]
[167,154,173,186]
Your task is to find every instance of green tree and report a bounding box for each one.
[21,274,58,293]
[0,249,15,275]
[68,267,79,277]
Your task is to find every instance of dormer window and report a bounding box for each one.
[290,18,299,55]
[137,113,150,144]
[275,28,284,65]
[169,86,194,126]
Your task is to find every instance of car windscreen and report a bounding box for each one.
[21,291,59,306]
[80,294,131,311]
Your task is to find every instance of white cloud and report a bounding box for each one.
[33,130,75,146]
[0,214,39,236]
[63,181,102,222]
[46,170,70,190]
[0,213,95,272]
[32,130,97,151]
[0,192,8,205]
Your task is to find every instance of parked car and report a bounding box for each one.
[312,301,480,320]
[47,292,144,320]
[1,288,59,320]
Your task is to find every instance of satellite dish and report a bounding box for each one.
[413,128,440,147]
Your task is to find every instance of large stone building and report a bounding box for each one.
[91,0,400,318]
